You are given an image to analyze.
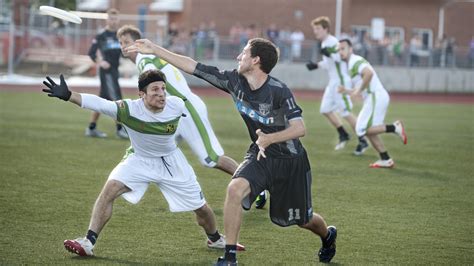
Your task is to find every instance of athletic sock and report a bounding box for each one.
[386,124,395,133]
[89,122,97,130]
[321,229,332,248]
[86,230,98,245]
[224,245,237,262]
[380,151,390,160]
[207,230,221,243]
[336,126,349,139]
[116,124,122,131]
[358,136,367,144]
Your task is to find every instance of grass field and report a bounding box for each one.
[0,90,473,265]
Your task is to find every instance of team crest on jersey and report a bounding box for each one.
[117,100,125,109]
[259,103,272,116]
[166,124,176,133]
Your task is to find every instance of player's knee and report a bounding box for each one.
[226,179,249,202]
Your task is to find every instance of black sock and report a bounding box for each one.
[358,136,367,143]
[224,245,237,262]
[86,229,98,245]
[89,123,97,130]
[207,230,221,243]
[380,151,390,160]
[337,126,349,138]
[321,230,332,248]
[116,124,122,131]
[386,124,395,133]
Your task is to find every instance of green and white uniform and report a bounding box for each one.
[346,54,390,137]
[318,35,353,116]
[80,93,206,212]
[136,53,224,168]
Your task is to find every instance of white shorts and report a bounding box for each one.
[176,93,224,168]
[356,90,390,136]
[108,149,206,212]
[320,82,353,117]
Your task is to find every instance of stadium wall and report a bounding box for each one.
[183,60,474,93]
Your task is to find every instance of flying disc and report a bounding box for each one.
[39,6,82,24]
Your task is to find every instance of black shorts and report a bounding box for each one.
[99,67,122,101]
[233,146,313,227]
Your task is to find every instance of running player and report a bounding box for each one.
[117,25,239,176]
[337,39,407,168]
[41,70,244,257]
[125,37,338,264]
[86,8,128,139]
[306,16,369,154]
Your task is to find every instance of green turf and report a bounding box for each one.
[0,91,473,264]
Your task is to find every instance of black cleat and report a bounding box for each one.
[318,226,337,263]
[215,257,238,266]
[255,191,267,209]
[354,140,369,155]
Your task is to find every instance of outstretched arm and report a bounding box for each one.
[126,39,197,74]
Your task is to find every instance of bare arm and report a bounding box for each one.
[126,39,198,74]
[68,92,82,106]
[358,66,373,92]
[256,119,306,149]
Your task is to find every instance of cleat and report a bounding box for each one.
[116,128,129,139]
[255,191,267,209]
[353,140,369,155]
[85,128,107,138]
[207,235,246,251]
[334,135,350,151]
[318,225,337,263]
[64,237,94,256]
[393,120,407,144]
[369,159,395,168]
[215,256,238,266]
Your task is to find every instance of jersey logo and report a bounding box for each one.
[259,103,272,116]
[117,100,125,109]
[166,124,176,133]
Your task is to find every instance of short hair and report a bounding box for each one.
[138,69,167,93]
[117,25,142,41]
[248,38,279,74]
[339,38,352,47]
[311,16,331,30]
[107,8,119,16]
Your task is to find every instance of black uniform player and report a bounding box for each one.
[86,8,127,139]
[125,37,337,265]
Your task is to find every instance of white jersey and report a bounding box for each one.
[81,93,185,157]
[318,35,350,85]
[346,54,387,99]
[136,53,193,99]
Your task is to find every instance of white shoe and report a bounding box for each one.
[393,120,407,144]
[85,128,107,138]
[116,128,129,139]
[369,159,395,168]
[207,234,246,251]
[64,237,94,256]
[334,140,348,151]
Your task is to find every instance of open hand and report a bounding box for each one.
[42,74,71,101]
[125,39,157,54]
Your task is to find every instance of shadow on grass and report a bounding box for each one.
[71,255,212,265]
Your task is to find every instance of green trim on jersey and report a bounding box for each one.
[365,93,376,131]
[350,59,368,78]
[116,101,180,135]
[121,146,134,162]
[137,57,220,163]
[137,57,168,72]
[335,63,351,112]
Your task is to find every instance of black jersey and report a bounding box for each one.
[88,29,121,68]
[194,63,304,158]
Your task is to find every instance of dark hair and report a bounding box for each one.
[138,69,167,92]
[311,16,331,30]
[248,38,279,74]
[117,25,142,41]
[339,38,352,47]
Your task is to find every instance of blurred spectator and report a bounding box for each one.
[409,35,422,66]
[278,26,292,61]
[266,23,279,43]
[167,22,179,46]
[206,21,218,59]
[290,29,304,60]
[169,30,190,56]
[194,22,208,59]
[469,36,474,68]
[445,37,456,67]
[389,32,404,65]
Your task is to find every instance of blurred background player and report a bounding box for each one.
[86,8,128,139]
[41,70,244,257]
[337,39,407,168]
[117,25,239,176]
[306,16,369,155]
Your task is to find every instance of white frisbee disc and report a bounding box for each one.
[39,6,82,24]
